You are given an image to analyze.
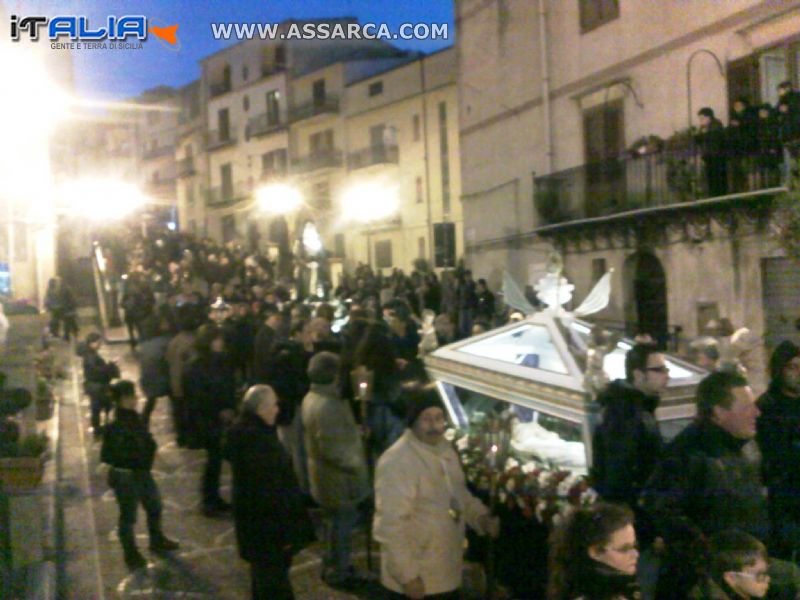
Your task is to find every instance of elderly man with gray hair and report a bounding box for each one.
[302,351,370,590]
[224,384,314,599]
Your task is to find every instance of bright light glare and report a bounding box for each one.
[341,182,398,222]
[0,46,69,140]
[257,183,303,214]
[302,222,323,255]
[58,179,148,221]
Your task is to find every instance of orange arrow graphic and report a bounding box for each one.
[151,24,178,45]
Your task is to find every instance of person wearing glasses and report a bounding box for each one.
[591,343,669,510]
[641,371,800,599]
[690,530,770,599]
[547,502,641,600]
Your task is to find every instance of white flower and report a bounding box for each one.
[557,474,579,497]
[505,478,516,492]
[499,490,507,503]
[538,470,554,487]
[444,428,456,442]
[521,462,537,474]
[505,457,519,470]
[581,487,600,505]
[456,436,470,451]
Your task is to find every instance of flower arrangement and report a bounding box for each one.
[452,415,597,526]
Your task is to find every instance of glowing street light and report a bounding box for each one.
[57,178,149,222]
[340,181,399,223]
[256,183,303,215]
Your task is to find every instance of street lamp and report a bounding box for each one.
[340,181,399,270]
[0,42,70,301]
[256,183,303,215]
[255,183,304,280]
[340,181,399,223]
[57,178,150,221]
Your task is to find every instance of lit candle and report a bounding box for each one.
[490,444,498,469]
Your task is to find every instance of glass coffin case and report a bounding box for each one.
[425,312,707,473]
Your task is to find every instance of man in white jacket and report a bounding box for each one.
[373,386,499,599]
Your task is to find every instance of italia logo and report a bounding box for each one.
[10,15,179,47]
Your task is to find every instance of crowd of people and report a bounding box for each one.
[64,226,800,600]
[75,227,511,599]
[695,80,800,197]
[586,341,800,600]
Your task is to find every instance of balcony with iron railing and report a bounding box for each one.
[260,164,288,182]
[291,149,343,173]
[209,80,232,98]
[347,143,399,170]
[289,96,340,123]
[206,128,237,151]
[246,112,286,138]
[142,144,175,161]
[205,180,252,207]
[176,156,195,178]
[260,63,286,79]
[533,144,790,227]
[145,169,177,198]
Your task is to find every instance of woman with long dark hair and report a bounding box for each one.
[353,322,405,460]
[547,503,641,600]
[183,323,237,516]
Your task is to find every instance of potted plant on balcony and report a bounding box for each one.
[35,377,54,421]
[0,385,48,492]
[0,431,49,492]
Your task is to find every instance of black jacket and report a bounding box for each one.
[182,352,237,443]
[100,408,157,471]
[562,560,641,600]
[82,348,119,398]
[757,385,800,521]
[696,118,726,160]
[223,412,313,563]
[266,340,311,426]
[640,420,770,547]
[251,324,279,383]
[591,380,662,508]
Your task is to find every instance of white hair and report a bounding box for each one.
[241,384,277,415]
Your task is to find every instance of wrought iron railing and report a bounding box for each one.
[206,128,237,151]
[348,144,399,170]
[246,112,285,138]
[209,80,231,98]
[534,145,788,226]
[289,96,340,122]
[205,181,251,206]
[260,164,288,181]
[291,149,343,173]
[142,145,175,161]
[176,156,195,178]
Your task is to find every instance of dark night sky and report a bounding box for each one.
[5,0,455,101]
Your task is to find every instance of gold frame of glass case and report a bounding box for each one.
[424,311,708,468]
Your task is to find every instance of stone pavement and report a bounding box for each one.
[59,339,381,600]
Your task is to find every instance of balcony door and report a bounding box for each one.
[583,100,625,217]
[312,79,326,107]
[266,90,280,126]
[220,163,233,201]
[310,129,334,155]
[218,108,230,141]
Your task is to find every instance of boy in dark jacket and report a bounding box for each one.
[689,530,770,599]
[101,380,179,570]
[80,332,119,438]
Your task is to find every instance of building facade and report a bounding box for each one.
[457,0,800,389]
[189,20,462,276]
